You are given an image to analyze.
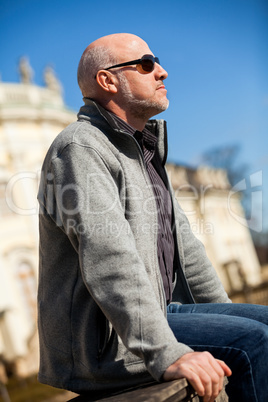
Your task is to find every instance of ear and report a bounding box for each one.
[96,71,118,94]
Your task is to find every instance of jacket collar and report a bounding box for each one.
[79,98,168,166]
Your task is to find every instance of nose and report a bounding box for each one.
[155,63,168,80]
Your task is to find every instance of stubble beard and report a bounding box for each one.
[118,73,169,121]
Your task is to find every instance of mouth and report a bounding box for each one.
[157,84,166,91]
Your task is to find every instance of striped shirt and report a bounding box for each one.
[102,109,175,303]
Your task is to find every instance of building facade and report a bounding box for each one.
[167,164,261,294]
[0,62,77,378]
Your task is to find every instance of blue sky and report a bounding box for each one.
[0,0,267,230]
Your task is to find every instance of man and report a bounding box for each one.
[38,33,268,402]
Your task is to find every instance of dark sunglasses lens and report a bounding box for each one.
[141,57,155,72]
[136,55,160,74]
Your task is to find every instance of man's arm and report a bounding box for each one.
[170,186,231,304]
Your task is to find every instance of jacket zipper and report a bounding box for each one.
[124,130,195,306]
[166,179,195,304]
[116,130,169,312]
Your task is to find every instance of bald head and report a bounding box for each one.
[77,33,150,99]
[89,33,150,59]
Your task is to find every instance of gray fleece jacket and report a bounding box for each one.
[37,99,229,394]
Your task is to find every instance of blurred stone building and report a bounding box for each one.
[0,59,262,380]
[0,59,76,379]
[167,164,261,294]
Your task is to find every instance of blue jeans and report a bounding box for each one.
[167,303,268,401]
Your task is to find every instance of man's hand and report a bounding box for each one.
[163,351,232,402]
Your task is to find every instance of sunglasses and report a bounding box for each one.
[101,54,160,75]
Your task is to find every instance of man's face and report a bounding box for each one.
[115,39,169,120]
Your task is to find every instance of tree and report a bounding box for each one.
[199,144,249,188]
[199,143,256,231]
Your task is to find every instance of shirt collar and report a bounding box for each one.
[100,105,158,151]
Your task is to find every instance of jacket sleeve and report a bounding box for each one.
[46,143,193,381]
[171,188,231,304]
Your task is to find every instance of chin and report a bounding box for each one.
[155,99,169,113]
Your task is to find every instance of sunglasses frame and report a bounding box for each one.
[95,55,160,78]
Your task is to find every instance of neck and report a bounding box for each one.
[116,109,147,131]
[97,99,147,131]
